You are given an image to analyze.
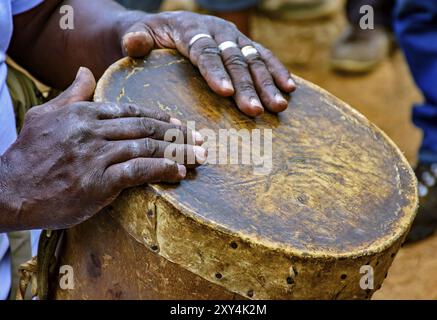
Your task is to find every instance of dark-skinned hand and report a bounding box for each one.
[0,67,206,232]
[119,11,296,117]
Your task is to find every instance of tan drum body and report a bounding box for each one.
[50,50,417,300]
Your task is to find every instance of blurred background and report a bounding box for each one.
[113,0,435,300]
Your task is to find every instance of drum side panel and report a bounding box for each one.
[109,187,405,300]
[51,211,241,300]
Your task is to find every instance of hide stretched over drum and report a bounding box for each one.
[49,49,417,300]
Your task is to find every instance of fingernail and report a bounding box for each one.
[76,67,85,80]
[193,146,207,164]
[192,131,204,145]
[250,98,263,112]
[122,31,149,51]
[275,93,287,105]
[124,32,135,39]
[170,117,182,125]
[177,164,186,178]
[221,79,234,91]
[134,31,149,37]
[124,31,149,39]
[287,77,296,88]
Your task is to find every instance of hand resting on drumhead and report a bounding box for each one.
[120,11,296,116]
[0,67,206,232]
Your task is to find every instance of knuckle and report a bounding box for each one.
[73,122,95,143]
[71,102,93,116]
[103,102,120,116]
[204,64,225,78]
[208,64,224,73]
[198,44,219,56]
[94,142,110,157]
[261,50,276,64]
[139,118,156,137]
[131,160,145,179]
[163,160,177,175]
[123,103,140,116]
[223,54,248,69]
[235,80,256,93]
[125,141,141,158]
[144,138,159,157]
[260,77,276,89]
[227,21,237,30]
[151,109,169,121]
[260,45,273,58]
[248,56,265,69]
[92,122,107,138]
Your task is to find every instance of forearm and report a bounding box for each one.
[9,0,146,89]
[0,154,23,232]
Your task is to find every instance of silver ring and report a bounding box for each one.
[188,33,212,50]
[241,45,258,58]
[218,41,238,52]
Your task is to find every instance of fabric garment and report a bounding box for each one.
[6,64,45,131]
[0,0,44,300]
[3,65,44,299]
[394,0,437,163]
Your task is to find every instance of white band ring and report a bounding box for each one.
[218,41,238,52]
[241,45,259,58]
[188,33,212,50]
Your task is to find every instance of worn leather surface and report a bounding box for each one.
[51,49,417,299]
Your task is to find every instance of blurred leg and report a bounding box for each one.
[196,0,259,36]
[331,0,396,73]
[395,0,437,242]
[347,0,395,30]
[395,0,437,161]
[214,10,253,37]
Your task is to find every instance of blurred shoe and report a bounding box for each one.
[405,163,437,243]
[260,0,341,21]
[331,26,391,73]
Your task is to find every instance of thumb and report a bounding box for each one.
[50,67,96,107]
[122,23,155,58]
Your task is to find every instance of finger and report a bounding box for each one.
[104,158,186,190]
[106,139,207,168]
[238,38,288,113]
[253,42,296,93]
[216,37,263,117]
[121,22,155,58]
[97,117,203,145]
[188,35,234,96]
[48,67,96,110]
[95,102,180,124]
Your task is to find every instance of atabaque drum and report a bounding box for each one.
[50,49,417,300]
